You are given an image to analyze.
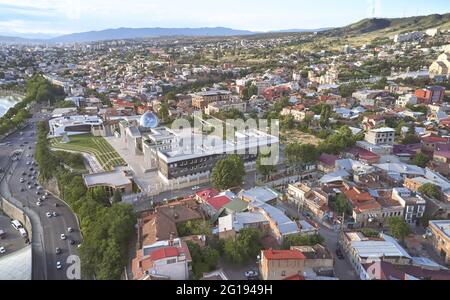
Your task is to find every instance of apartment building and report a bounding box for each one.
[191,90,231,109]
[392,188,427,225]
[429,220,450,264]
[365,128,396,146]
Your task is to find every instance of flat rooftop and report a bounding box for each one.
[83,169,132,188]
[430,220,450,240]
[158,128,279,163]
[370,128,396,133]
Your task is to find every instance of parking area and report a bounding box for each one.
[0,212,27,256]
[218,260,259,280]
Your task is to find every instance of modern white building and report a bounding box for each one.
[396,94,418,108]
[48,115,103,137]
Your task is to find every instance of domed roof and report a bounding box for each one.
[140,111,159,128]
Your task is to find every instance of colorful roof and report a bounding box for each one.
[263,249,306,261]
[207,195,232,210]
[196,188,219,201]
[150,247,179,261]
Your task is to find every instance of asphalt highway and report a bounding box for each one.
[0,110,82,280]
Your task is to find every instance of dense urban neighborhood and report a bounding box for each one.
[1,8,450,282]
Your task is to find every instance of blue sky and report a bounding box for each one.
[0,0,448,36]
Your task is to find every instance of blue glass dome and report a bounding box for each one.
[140,111,159,128]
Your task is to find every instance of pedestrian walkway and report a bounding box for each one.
[0,245,32,280]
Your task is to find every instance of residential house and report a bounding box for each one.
[318,154,338,173]
[396,94,418,108]
[392,188,427,226]
[415,86,445,104]
[429,220,450,264]
[287,182,329,219]
[132,238,192,280]
[340,232,412,279]
[259,249,306,280]
[362,115,386,131]
[361,260,450,280]
[240,187,280,206]
[218,212,269,239]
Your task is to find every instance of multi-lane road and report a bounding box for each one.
[0,110,82,280]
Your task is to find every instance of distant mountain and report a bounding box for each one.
[2,12,450,45]
[48,27,255,43]
[272,28,333,33]
[323,13,450,38]
[0,35,36,44]
[0,32,58,40]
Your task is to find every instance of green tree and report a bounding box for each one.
[187,242,220,279]
[112,190,123,203]
[223,228,262,265]
[165,91,177,101]
[158,102,170,123]
[211,155,245,190]
[388,217,411,241]
[320,104,332,128]
[282,234,325,250]
[55,100,76,108]
[256,152,276,180]
[418,183,442,200]
[335,193,352,215]
[412,152,430,168]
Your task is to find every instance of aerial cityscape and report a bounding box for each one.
[1,0,450,284]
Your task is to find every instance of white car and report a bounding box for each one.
[20,178,25,183]
[0,247,5,254]
[67,227,73,233]
[52,212,58,217]
[46,212,52,218]
[191,186,201,191]
[60,234,66,240]
[56,261,62,270]
[36,202,42,207]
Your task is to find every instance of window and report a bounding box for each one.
[167,258,177,264]
[281,271,286,277]
[407,206,414,213]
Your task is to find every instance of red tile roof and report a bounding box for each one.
[196,188,219,201]
[341,187,374,203]
[263,249,306,261]
[421,136,449,144]
[284,274,305,280]
[347,147,380,161]
[207,195,232,210]
[319,154,338,166]
[150,247,179,261]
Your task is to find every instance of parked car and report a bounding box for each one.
[60,234,66,240]
[245,270,260,279]
[52,212,58,217]
[0,247,6,254]
[335,248,345,260]
[56,261,62,270]
[46,212,52,218]
[36,202,42,207]
[56,248,61,255]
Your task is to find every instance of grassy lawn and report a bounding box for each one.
[50,134,126,171]
[281,129,323,146]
